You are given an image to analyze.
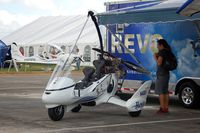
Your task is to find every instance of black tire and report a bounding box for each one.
[178,82,200,108]
[48,105,64,121]
[129,110,141,117]
[71,105,81,113]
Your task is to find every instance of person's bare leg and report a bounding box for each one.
[163,93,169,112]
[159,94,165,109]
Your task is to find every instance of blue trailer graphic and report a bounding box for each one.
[107,21,200,83]
[99,0,200,108]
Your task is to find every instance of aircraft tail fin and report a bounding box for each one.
[126,80,152,112]
[11,43,24,61]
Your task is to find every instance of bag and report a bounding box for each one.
[163,51,177,71]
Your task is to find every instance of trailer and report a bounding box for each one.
[97,0,200,108]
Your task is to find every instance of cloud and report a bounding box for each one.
[0,10,38,25]
[80,0,106,13]
[0,0,12,4]
[175,39,200,77]
[0,10,20,38]
[0,10,14,25]
[0,21,20,38]
[51,0,105,16]
[0,10,38,38]
[24,0,55,10]
[46,0,118,16]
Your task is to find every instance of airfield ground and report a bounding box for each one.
[0,72,200,133]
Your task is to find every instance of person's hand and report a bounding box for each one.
[154,53,158,60]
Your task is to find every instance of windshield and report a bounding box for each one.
[46,56,75,88]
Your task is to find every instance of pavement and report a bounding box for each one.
[0,73,200,133]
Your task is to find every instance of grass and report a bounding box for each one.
[1,63,55,72]
[0,63,84,75]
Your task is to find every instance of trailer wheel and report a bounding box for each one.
[71,105,81,112]
[178,82,200,108]
[48,105,64,121]
[129,110,141,117]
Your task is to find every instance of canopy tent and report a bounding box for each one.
[97,0,200,25]
[1,15,102,65]
[177,0,200,17]
[2,15,100,47]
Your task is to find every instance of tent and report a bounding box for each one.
[0,40,8,67]
[2,15,99,46]
[2,15,102,65]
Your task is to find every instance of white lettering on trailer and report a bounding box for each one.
[125,34,135,54]
[111,33,163,54]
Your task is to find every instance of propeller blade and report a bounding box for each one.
[92,48,150,75]
[92,48,116,58]
[123,61,150,75]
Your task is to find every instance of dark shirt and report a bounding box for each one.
[156,49,169,76]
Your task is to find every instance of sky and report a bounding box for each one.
[0,0,124,38]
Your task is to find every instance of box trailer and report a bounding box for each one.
[97,0,200,108]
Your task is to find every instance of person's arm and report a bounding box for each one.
[157,56,163,66]
[153,52,158,62]
[154,53,163,66]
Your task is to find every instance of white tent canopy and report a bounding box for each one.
[2,15,102,66]
[2,15,100,47]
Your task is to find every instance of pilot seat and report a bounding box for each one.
[74,59,105,90]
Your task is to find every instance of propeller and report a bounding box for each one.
[122,60,150,75]
[92,48,115,58]
[92,48,150,75]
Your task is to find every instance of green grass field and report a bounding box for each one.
[0,63,85,74]
[0,63,55,73]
